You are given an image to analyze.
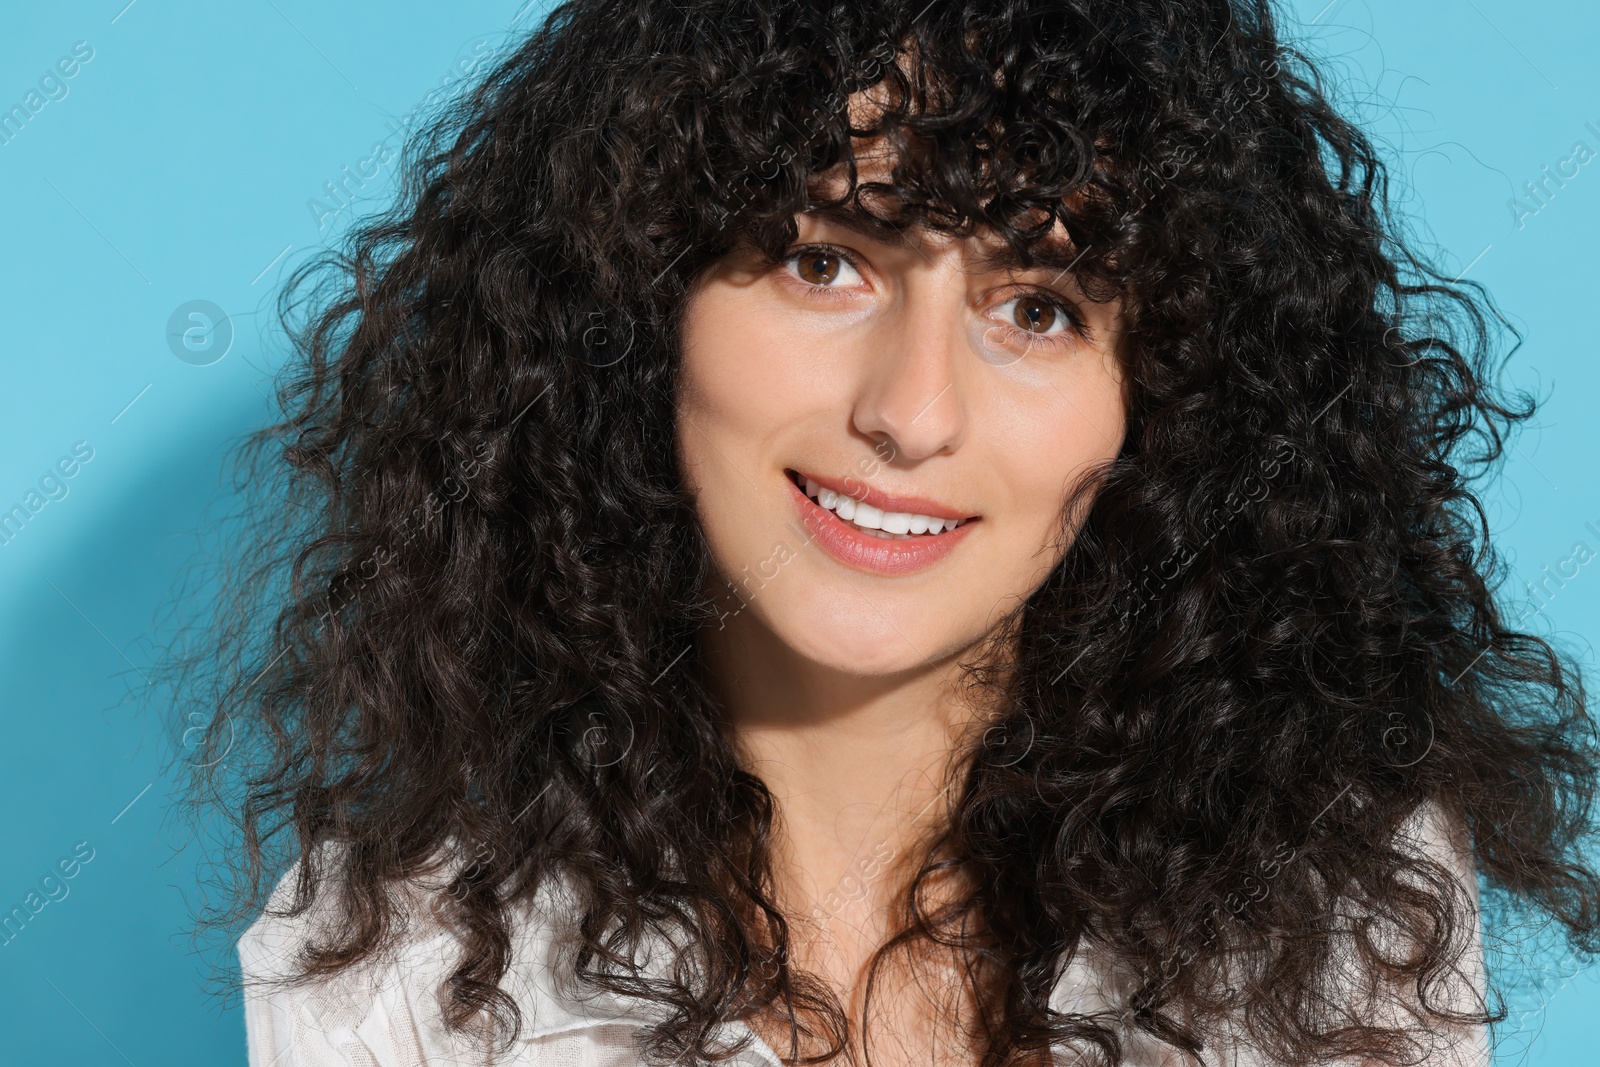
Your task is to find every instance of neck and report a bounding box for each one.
[699,607,994,964]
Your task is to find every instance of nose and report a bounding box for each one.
[850,280,968,461]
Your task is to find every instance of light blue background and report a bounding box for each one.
[0,1,1594,1062]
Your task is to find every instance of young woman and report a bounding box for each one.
[183,0,1600,1064]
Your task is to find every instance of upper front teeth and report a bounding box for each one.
[802,476,964,535]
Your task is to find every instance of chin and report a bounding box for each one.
[747,578,974,678]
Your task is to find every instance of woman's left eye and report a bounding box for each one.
[994,292,1079,337]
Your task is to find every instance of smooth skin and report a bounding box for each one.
[675,141,1129,1064]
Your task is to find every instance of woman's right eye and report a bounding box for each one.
[783,245,864,289]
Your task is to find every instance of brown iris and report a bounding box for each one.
[795,251,841,285]
[1012,295,1058,333]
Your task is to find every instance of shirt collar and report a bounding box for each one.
[256,838,1121,1065]
[500,871,784,1063]
[499,866,1127,1061]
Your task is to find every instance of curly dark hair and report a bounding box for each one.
[168,0,1600,1064]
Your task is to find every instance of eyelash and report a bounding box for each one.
[778,242,1093,346]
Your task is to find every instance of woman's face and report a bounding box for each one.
[676,154,1128,677]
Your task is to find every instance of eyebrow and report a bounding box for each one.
[799,200,1090,281]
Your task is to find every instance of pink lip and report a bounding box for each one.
[791,468,977,522]
[784,472,979,577]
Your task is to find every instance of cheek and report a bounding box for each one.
[985,376,1126,552]
[675,293,816,573]
[677,286,859,488]
[680,297,810,446]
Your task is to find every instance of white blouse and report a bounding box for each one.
[239,802,1488,1066]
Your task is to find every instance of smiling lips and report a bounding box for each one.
[785,468,979,576]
